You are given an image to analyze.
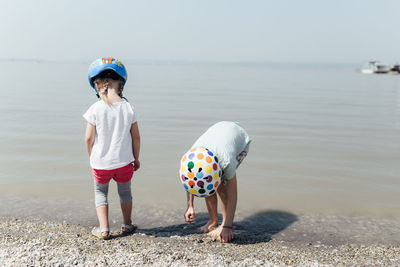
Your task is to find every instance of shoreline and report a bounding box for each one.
[1,213,399,266]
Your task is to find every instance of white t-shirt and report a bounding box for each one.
[191,121,251,180]
[83,100,138,170]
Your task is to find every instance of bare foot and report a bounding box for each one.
[208,226,234,243]
[198,221,218,233]
[207,225,222,238]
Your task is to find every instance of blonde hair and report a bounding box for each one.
[97,79,124,105]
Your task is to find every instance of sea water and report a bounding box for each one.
[0,60,399,219]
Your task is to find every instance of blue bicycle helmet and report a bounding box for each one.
[88,57,127,95]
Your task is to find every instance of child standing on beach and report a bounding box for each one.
[84,58,140,240]
[180,121,251,243]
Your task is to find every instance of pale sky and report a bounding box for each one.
[0,0,399,64]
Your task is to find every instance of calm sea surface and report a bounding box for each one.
[0,61,399,217]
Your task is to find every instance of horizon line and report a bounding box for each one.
[0,57,365,67]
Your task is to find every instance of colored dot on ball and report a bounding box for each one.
[188,172,194,179]
[187,161,194,169]
[183,184,188,190]
[205,166,212,173]
[190,148,196,152]
[205,175,212,183]
[188,153,195,160]
[180,165,186,173]
[209,190,215,195]
[188,181,195,187]
[214,181,219,188]
[206,157,212,163]
[207,184,214,190]
[181,175,185,181]
[182,155,187,162]
[196,172,204,179]
[195,161,203,169]
[199,189,206,194]
[214,156,218,163]
[207,151,213,156]
[199,148,206,152]
[197,181,204,187]
[213,163,218,171]
[190,188,197,194]
[197,153,204,160]
[213,173,218,180]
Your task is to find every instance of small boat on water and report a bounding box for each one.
[361,61,391,74]
[360,61,400,74]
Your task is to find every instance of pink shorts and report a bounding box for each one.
[92,163,134,184]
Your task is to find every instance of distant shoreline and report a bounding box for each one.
[0,57,360,68]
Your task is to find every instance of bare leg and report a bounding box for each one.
[120,201,132,225]
[208,174,237,243]
[96,205,109,237]
[199,193,219,233]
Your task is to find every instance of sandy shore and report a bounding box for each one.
[1,213,399,266]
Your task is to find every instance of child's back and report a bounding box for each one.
[191,121,251,181]
[84,100,137,170]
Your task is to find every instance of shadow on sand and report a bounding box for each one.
[130,210,297,244]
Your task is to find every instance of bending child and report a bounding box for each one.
[84,57,141,240]
[180,121,250,243]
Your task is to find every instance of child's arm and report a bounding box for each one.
[130,122,141,171]
[85,123,96,156]
[184,192,195,222]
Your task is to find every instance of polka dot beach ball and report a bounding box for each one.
[179,147,222,197]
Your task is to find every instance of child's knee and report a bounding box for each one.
[117,181,132,203]
[119,193,132,204]
[94,181,109,207]
[95,200,108,208]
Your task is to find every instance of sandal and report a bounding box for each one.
[121,224,136,234]
[91,227,110,240]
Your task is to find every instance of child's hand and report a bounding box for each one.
[219,227,234,243]
[133,159,140,171]
[184,206,195,222]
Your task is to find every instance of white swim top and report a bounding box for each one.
[191,121,251,180]
[83,100,138,170]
